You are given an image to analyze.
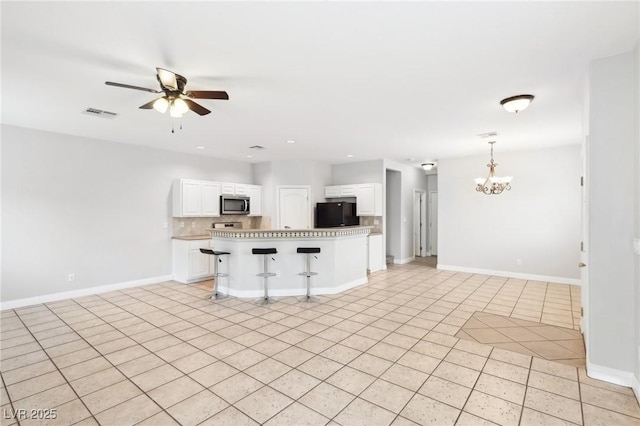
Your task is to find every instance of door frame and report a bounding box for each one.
[413,189,427,257]
[429,191,438,256]
[276,185,312,229]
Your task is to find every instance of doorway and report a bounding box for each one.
[386,169,402,263]
[413,189,427,257]
[277,186,311,229]
[429,191,438,256]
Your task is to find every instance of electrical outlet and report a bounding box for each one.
[516,258,522,265]
[163,222,168,229]
[374,219,380,225]
[68,273,75,282]
[192,222,197,228]
[180,222,185,228]
[276,270,281,277]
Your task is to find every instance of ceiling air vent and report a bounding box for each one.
[249,145,266,150]
[82,107,118,119]
[477,131,498,138]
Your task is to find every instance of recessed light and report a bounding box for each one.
[286,140,296,144]
[346,154,354,158]
[246,154,253,158]
[196,146,205,150]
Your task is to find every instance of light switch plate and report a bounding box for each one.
[633,237,640,255]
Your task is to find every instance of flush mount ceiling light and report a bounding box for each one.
[475,141,512,195]
[500,94,534,113]
[421,163,436,171]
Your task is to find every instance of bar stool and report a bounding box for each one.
[297,247,320,302]
[199,249,230,301]
[252,248,277,305]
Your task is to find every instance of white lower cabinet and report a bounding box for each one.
[368,234,384,273]
[173,239,214,283]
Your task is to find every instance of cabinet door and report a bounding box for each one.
[188,250,210,279]
[234,184,248,196]
[182,181,202,216]
[340,185,356,196]
[356,183,382,216]
[248,185,262,216]
[355,184,375,216]
[368,234,383,272]
[220,183,235,195]
[202,183,221,217]
[325,186,340,198]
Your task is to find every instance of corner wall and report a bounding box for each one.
[437,145,582,283]
[587,45,638,386]
[1,125,253,303]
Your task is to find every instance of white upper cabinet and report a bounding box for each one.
[201,182,221,217]
[355,183,382,216]
[234,184,248,196]
[247,185,262,216]
[220,183,236,195]
[325,183,382,216]
[340,185,356,196]
[325,186,340,198]
[173,179,260,217]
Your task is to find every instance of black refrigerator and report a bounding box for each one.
[316,202,359,228]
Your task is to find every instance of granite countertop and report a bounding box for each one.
[171,235,211,241]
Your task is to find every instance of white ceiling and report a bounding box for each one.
[2,1,638,166]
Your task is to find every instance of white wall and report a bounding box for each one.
[332,160,384,185]
[253,160,332,227]
[426,174,438,255]
[1,125,253,303]
[587,45,639,386]
[438,145,581,282]
[635,39,640,399]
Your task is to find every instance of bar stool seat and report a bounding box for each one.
[199,249,230,301]
[297,247,320,302]
[253,248,277,305]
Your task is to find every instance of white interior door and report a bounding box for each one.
[278,186,311,229]
[429,191,438,256]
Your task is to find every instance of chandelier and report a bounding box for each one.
[474,141,512,195]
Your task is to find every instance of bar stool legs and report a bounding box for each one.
[199,249,230,301]
[252,248,277,305]
[297,247,321,303]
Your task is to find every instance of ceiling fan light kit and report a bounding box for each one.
[500,94,534,113]
[105,67,229,124]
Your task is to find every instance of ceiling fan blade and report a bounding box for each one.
[156,67,179,91]
[105,81,161,93]
[139,98,164,109]
[186,90,229,100]
[183,99,211,116]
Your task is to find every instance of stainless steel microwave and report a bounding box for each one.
[220,195,250,215]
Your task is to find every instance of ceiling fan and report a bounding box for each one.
[105,67,229,117]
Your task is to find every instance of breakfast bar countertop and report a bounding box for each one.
[171,235,211,241]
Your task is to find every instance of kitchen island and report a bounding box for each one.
[208,226,372,298]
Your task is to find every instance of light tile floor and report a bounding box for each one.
[1,262,639,425]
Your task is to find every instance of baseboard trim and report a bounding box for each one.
[217,277,368,298]
[586,362,635,388]
[632,373,640,404]
[394,256,415,265]
[0,275,175,310]
[436,264,581,286]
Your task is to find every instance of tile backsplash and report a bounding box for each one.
[360,216,382,233]
[172,215,268,237]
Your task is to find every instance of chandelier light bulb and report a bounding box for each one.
[173,98,189,115]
